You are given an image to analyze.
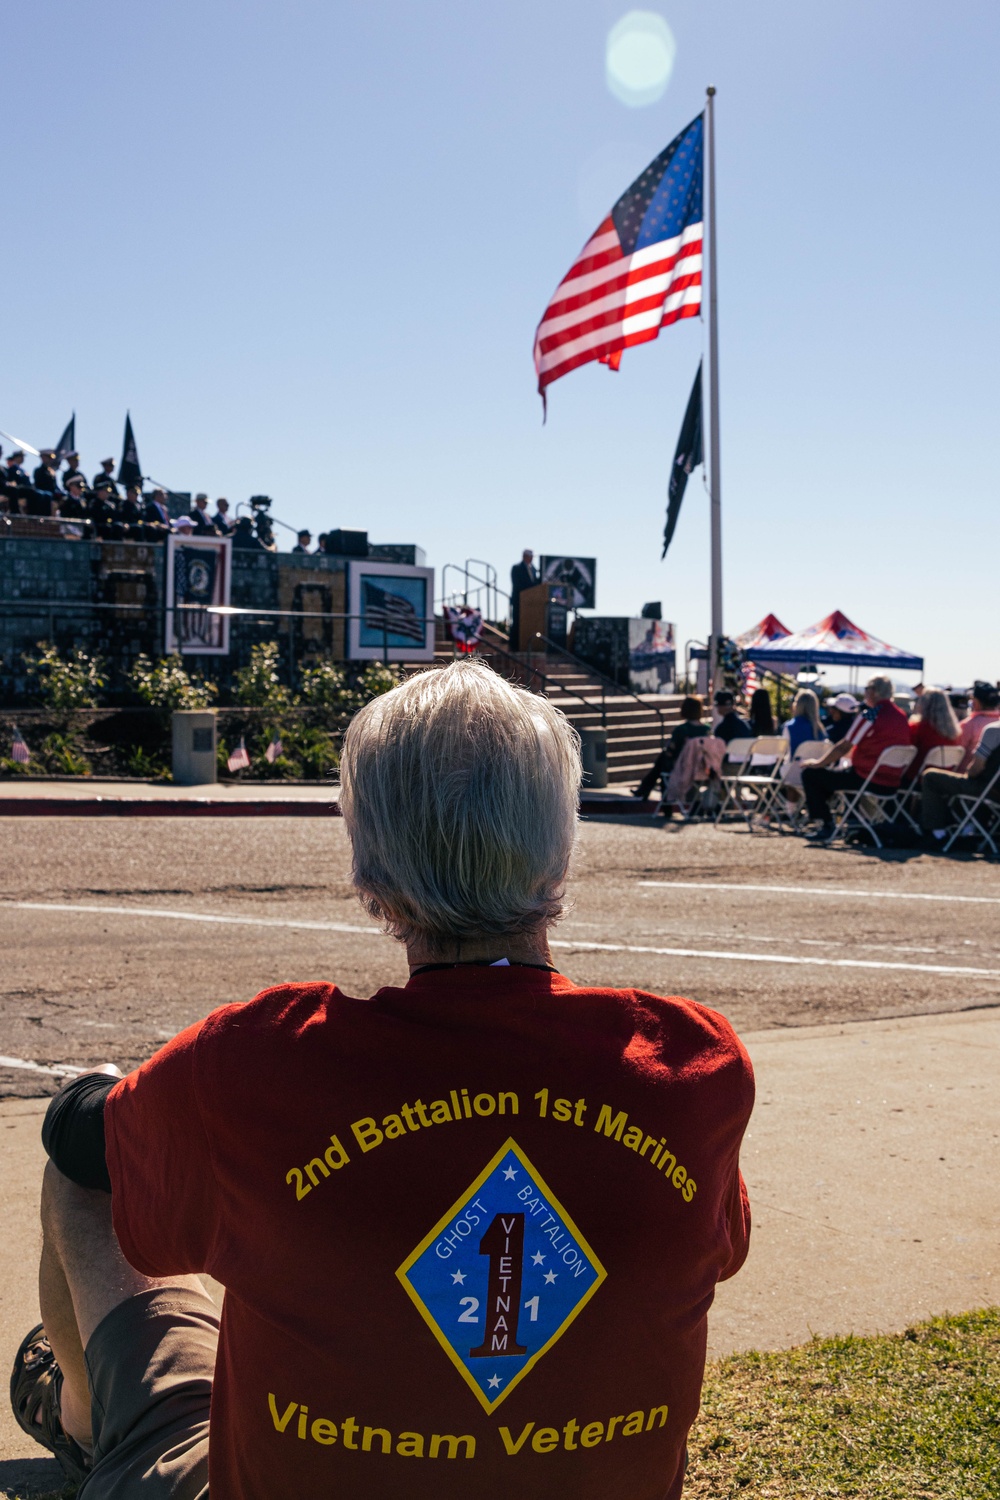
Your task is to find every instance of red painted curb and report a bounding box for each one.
[0,799,341,817]
[0,798,653,819]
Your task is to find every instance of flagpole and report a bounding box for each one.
[705,86,724,693]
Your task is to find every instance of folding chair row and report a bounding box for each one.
[829,745,917,847]
[891,743,965,837]
[943,759,1000,855]
[715,737,788,828]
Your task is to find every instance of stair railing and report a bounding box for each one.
[470,636,614,726]
[531,633,670,749]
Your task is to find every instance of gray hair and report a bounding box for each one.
[914,688,960,740]
[867,674,894,702]
[339,659,581,949]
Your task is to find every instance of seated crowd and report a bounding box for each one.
[635,676,1000,848]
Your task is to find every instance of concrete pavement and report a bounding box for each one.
[0,779,646,818]
[1,1004,997,1493]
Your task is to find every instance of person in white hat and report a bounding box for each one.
[827,693,859,745]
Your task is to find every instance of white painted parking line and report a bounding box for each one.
[638,881,1000,905]
[6,900,1000,980]
[2,901,380,936]
[0,1054,84,1079]
[548,939,1000,980]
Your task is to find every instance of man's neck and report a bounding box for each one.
[405,930,554,974]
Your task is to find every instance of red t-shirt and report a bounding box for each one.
[105,968,753,1500]
[849,700,912,784]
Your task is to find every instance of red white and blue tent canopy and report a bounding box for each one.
[744,610,923,671]
[735,613,792,651]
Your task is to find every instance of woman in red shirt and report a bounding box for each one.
[905,689,961,781]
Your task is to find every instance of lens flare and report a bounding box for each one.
[606,10,677,108]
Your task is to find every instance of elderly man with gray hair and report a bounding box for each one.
[14,661,753,1500]
[800,674,912,843]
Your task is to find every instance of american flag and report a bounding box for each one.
[265,732,283,764]
[361,580,426,645]
[227,736,250,773]
[11,725,30,764]
[534,114,703,407]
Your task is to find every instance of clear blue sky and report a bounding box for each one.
[4,0,998,684]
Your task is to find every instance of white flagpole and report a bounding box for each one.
[705,86,724,692]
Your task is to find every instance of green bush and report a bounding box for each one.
[232,643,293,711]
[298,659,348,709]
[38,733,91,776]
[28,644,107,713]
[124,745,171,780]
[128,654,217,714]
[297,658,401,714]
[284,726,340,779]
[354,663,402,701]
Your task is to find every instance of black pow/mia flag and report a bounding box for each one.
[662,361,703,559]
[117,412,143,488]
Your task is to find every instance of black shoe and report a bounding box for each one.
[805,822,835,844]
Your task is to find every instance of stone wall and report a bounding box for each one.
[0,536,427,699]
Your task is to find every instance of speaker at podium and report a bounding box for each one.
[515,582,570,652]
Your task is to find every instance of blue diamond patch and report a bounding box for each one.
[397,1138,606,1413]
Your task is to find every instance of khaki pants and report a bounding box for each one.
[79,1288,217,1499]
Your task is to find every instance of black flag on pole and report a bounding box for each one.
[662,361,703,559]
[54,414,75,461]
[117,412,142,488]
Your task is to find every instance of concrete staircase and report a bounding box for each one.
[434,621,682,788]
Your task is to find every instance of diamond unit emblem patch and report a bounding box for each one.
[396,1138,606,1413]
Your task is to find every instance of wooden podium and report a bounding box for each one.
[515,582,569,652]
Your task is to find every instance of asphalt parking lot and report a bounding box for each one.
[3,814,999,1494]
[2,815,998,1096]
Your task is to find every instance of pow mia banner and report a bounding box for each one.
[662,362,703,560]
[165,534,232,654]
[397,1140,605,1413]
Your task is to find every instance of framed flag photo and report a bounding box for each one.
[165,534,232,655]
[347,561,435,662]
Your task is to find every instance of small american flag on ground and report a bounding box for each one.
[227,736,250,773]
[265,732,283,764]
[11,726,30,764]
[534,113,703,409]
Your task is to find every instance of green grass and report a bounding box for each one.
[686,1309,1000,1498]
[6,1311,998,1499]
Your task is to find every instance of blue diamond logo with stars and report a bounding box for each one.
[396,1139,606,1413]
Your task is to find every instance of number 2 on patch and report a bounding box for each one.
[457,1297,480,1323]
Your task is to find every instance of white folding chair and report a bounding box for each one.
[829,745,917,848]
[761,740,829,834]
[717,737,788,828]
[663,737,723,823]
[942,761,1000,855]
[895,743,965,835]
[715,738,754,821]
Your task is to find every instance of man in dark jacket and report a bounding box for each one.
[61,453,86,490]
[189,494,221,535]
[509,549,538,650]
[33,451,63,495]
[713,691,754,746]
[144,489,171,536]
[93,459,119,499]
